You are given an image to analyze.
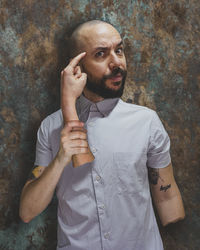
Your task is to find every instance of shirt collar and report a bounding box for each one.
[76,94,119,122]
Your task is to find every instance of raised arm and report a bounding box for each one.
[60,52,94,167]
[148,163,185,226]
[19,52,90,223]
[61,52,87,122]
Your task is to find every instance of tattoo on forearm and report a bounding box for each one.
[148,168,171,192]
[148,168,164,185]
[28,165,43,181]
[160,184,171,192]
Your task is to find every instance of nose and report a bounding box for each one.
[109,53,121,70]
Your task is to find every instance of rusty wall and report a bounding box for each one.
[0,0,199,249]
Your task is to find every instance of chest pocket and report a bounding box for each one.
[113,151,147,194]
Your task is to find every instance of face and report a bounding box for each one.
[79,23,127,99]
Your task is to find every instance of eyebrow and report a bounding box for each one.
[92,40,123,53]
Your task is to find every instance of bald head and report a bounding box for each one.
[69,20,120,58]
[67,20,127,100]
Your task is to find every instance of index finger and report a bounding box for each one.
[69,52,86,69]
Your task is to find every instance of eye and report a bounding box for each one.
[95,51,105,58]
[116,47,123,55]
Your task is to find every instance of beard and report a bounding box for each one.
[83,67,127,99]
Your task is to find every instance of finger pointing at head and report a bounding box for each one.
[69,52,86,70]
[74,66,82,78]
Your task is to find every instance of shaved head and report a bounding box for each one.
[67,20,127,101]
[69,20,118,58]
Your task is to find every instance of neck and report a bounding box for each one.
[83,88,104,103]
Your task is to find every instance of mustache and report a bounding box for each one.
[103,67,127,79]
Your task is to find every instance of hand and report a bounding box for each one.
[56,120,89,167]
[61,52,87,102]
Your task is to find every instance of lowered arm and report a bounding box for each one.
[148,163,185,226]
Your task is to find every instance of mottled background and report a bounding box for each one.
[0,0,199,249]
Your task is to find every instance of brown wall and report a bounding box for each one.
[0,0,199,249]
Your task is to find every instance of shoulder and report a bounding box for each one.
[117,99,156,119]
[40,109,63,131]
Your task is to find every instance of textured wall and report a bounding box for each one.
[0,0,199,249]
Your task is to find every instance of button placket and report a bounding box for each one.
[87,114,110,247]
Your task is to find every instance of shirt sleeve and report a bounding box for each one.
[34,118,53,167]
[147,111,171,169]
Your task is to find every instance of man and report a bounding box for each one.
[19,20,185,250]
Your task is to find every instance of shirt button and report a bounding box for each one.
[104,232,110,239]
[100,204,105,209]
[96,175,101,181]
[91,147,97,153]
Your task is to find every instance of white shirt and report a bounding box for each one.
[35,94,171,250]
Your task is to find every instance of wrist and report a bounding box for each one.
[54,151,71,169]
[61,99,79,122]
[63,96,76,105]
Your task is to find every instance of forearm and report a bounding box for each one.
[148,165,185,226]
[19,156,67,223]
[154,189,185,226]
[62,98,79,123]
[152,180,185,226]
[61,97,94,168]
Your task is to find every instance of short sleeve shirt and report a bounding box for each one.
[34,94,171,250]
